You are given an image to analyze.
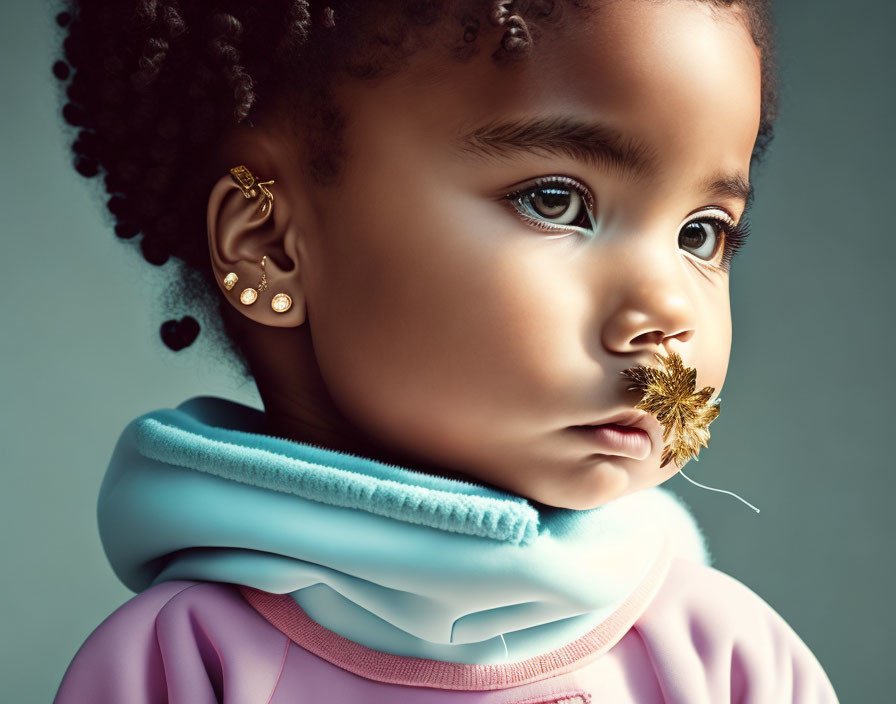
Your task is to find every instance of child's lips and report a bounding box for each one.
[569,420,653,460]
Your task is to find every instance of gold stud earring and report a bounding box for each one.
[229,165,275,216]
[271,293,292,313]
[223,272,239,290]
[239,287,257,305]
[239,256,268,306]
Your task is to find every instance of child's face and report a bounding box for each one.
[273,1,761,509]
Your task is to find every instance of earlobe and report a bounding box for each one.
[207,164,307,328]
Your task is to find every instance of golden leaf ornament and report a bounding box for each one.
[619,349,721,469]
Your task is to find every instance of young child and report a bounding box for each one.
[52,1,840,701]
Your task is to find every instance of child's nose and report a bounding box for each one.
[595,244,699,356]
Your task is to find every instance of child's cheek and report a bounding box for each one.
[304,183,591,452]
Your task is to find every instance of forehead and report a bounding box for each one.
[336,0,762,186]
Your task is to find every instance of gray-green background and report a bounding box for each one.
[2,1,892,701]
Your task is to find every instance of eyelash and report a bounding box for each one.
[502,176,751,271]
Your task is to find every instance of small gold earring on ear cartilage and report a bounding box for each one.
[223,272,239,290]
[257,255,268,292]
[229,164,275,215]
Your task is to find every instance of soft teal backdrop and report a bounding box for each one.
[2,1,892,701]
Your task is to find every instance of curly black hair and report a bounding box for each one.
[52,0,778,381]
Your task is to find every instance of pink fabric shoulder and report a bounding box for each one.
[631,557,840,704]
[53,580,290,704]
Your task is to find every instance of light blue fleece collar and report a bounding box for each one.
[98,396,710,664]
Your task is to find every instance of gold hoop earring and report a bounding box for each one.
[229,165,275,216]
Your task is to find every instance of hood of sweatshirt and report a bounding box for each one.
[97,395,711,665]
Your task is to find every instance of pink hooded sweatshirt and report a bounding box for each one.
[54,396,839,703]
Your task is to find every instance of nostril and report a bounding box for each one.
[631,330,664,346]
[671,329,695,344]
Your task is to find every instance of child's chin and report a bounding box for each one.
[528,464,640,510]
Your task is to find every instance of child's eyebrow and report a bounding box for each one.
[452,114,752,206]
[453,114,655,177]
[700,171,753,208]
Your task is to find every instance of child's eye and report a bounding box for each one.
[503,176,597,238]
[679,218,726,260]
[679,209,750,270]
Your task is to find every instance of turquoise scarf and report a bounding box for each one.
[98,395,710,664]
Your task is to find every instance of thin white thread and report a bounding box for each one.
[499,633,509,663]
[678,468,761,513]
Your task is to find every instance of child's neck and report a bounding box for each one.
[254,361,481,488]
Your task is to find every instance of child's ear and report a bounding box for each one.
[206,155,308,328]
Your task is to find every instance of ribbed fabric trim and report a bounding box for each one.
[135,416,539,545]
[238,538,674,691]
[512,691,592,704]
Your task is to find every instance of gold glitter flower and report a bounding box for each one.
[619,349,721,469]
